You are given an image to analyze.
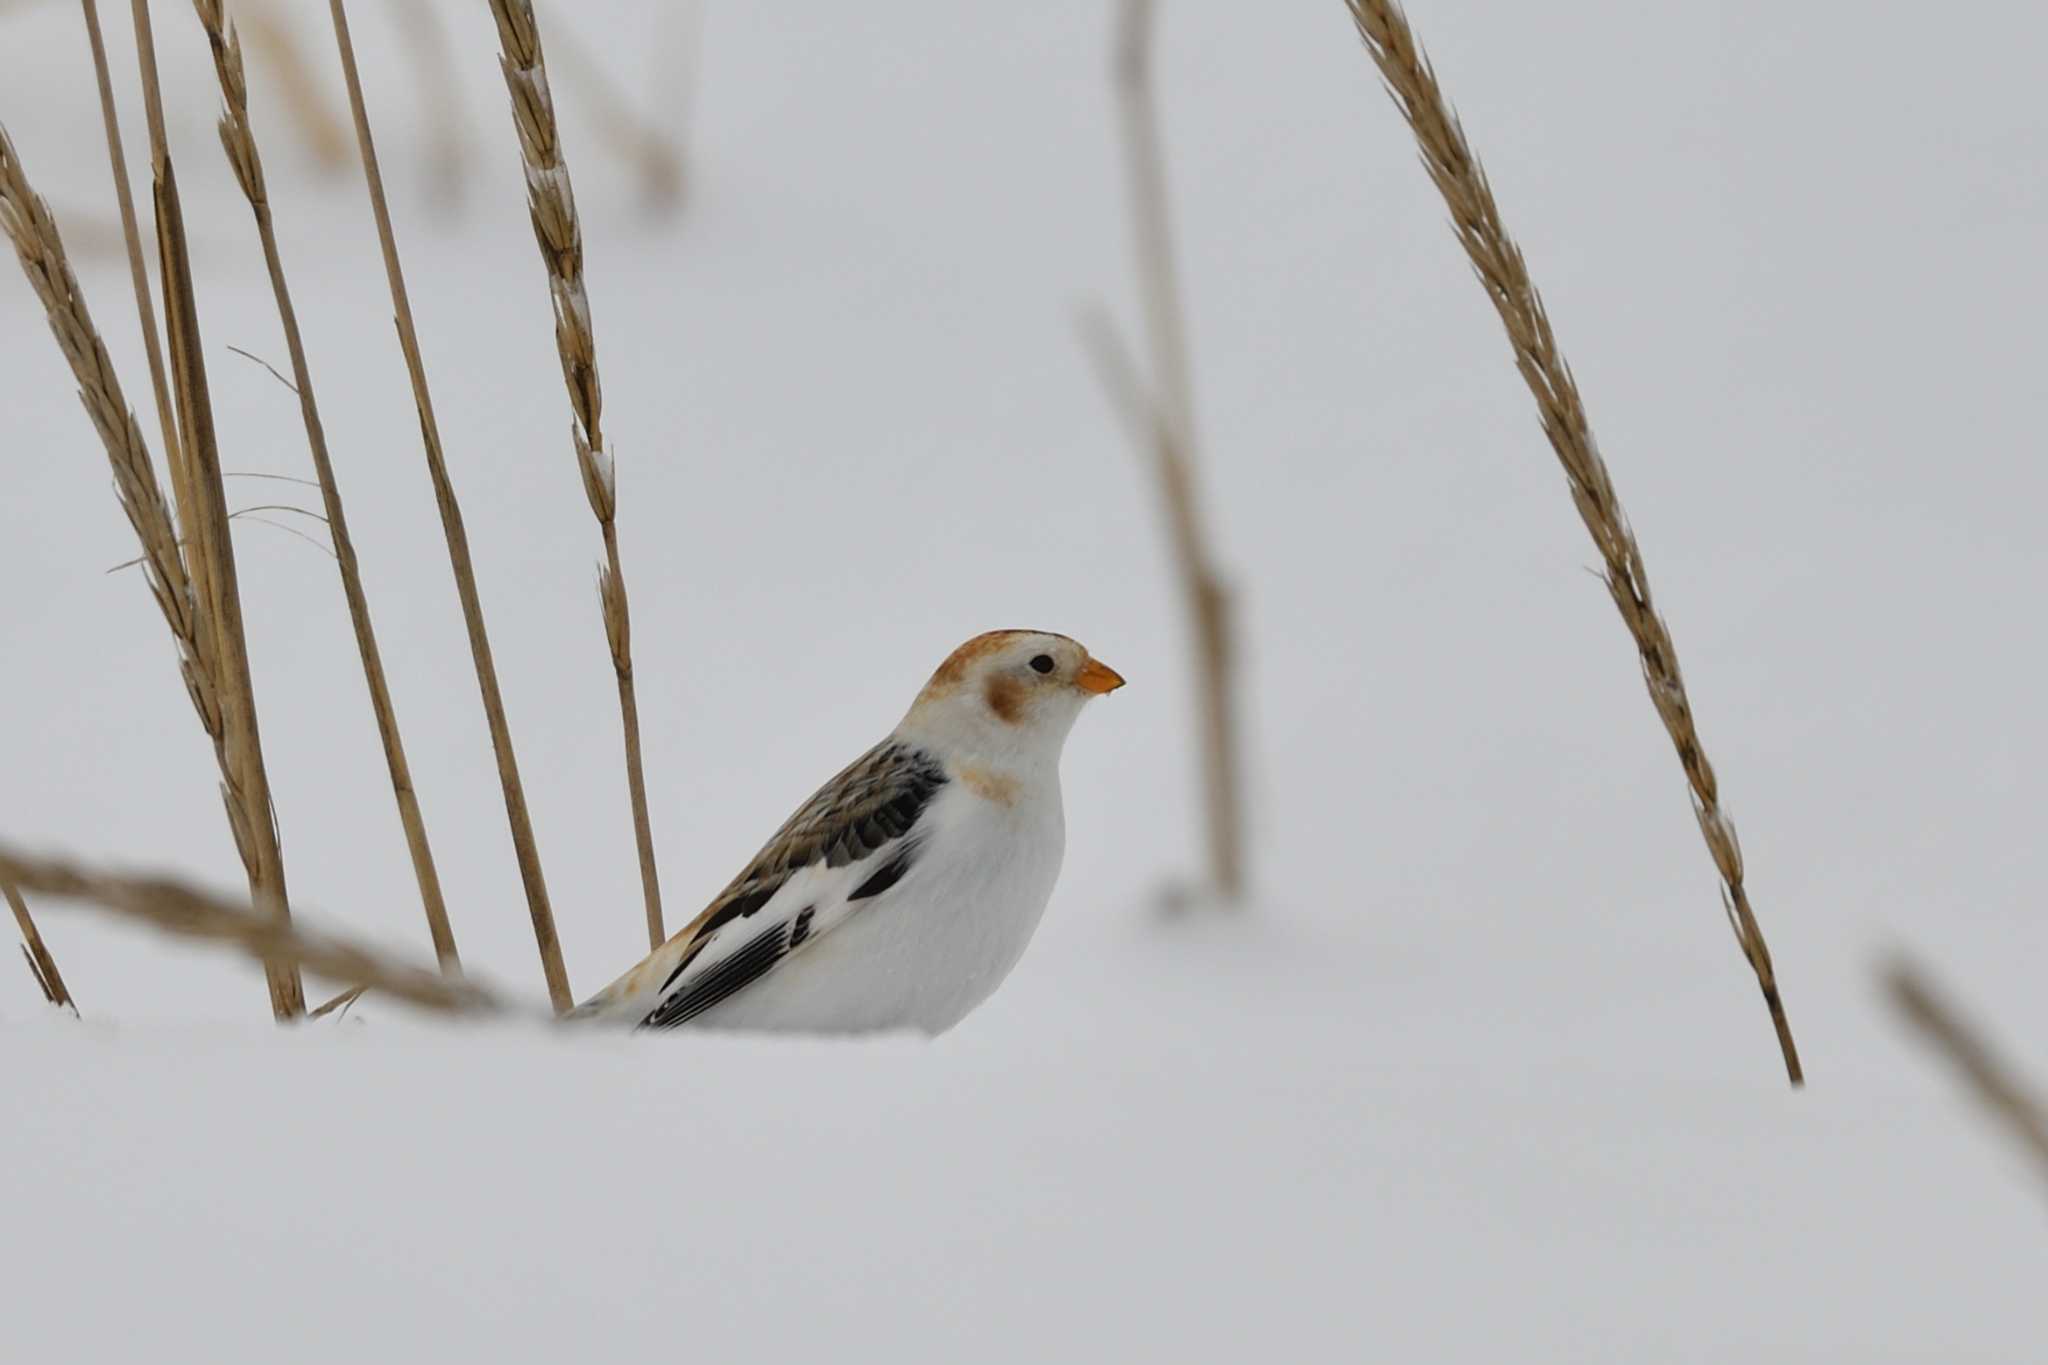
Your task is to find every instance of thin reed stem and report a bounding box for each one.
[194,0,460,973]
[156,155,303,1019]
[325,0,572,1011]
[2,123,307,1014]
[0,843,509,1020]
[486,0,666,950]
[1100,0,1243,902]
[1884,956,2048,1193]
[6,877,74,1010]
[1,129,189,648]
[309,983,368,1019]
[129,0,303,1019]
[1342,0,1800,1083]
[1116,0,1194,465]
[79,0,186,528]
[120,0,204,604]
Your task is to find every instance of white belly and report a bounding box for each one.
[687,781,1065,1035]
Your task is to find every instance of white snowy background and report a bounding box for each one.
[3,0,2044,1359]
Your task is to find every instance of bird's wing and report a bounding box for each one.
[573,739,949,1028]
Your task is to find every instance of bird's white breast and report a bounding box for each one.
[685,775,1065,1035]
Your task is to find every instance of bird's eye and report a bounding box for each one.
[1029,654,1055,675]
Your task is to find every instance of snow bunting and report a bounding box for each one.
[574,630,1125,1035]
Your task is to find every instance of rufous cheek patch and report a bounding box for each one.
[984,675,1025,724]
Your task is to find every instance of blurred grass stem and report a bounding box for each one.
[1094,0,1244,904]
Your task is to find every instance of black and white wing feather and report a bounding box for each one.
[574,740,948,1028]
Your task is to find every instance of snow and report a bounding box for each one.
[3,0,2046,1360]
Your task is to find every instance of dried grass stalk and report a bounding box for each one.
[119,0,213,641]
[308,983,368,1019]
[1093,0,1244,902]
[6,877,74,1010]
[0,843,508,1020]
[1342,0,1800,1084]
[80,0,186,532]
[1884,957,2048,1192]
[156,162,304,1020]
[194,0,460,973]
[484,0,667,951]
[88,0,305,1017]
[325,0,573,1011]
[1,127,193,665]
[0,126,308,1011]
[128,0,303,1019]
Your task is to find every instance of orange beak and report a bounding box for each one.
[1075,657,1126,695]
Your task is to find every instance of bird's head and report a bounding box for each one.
[898,629,1124,767]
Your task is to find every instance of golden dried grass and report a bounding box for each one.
[134,0,304,1019]
[80,0,184,525]
[1,115,299,1017]
[1342,0,1800,1083]
[324,0,573,1011]
[6,877,73,1010]
[193,0,460,974]
[0,843,508,1020]
[484,0,667,950]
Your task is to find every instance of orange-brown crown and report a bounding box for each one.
[917,629,1073,701]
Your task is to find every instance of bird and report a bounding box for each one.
[573,629,1125,1035]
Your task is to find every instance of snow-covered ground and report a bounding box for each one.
[3,1,2045,1359]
